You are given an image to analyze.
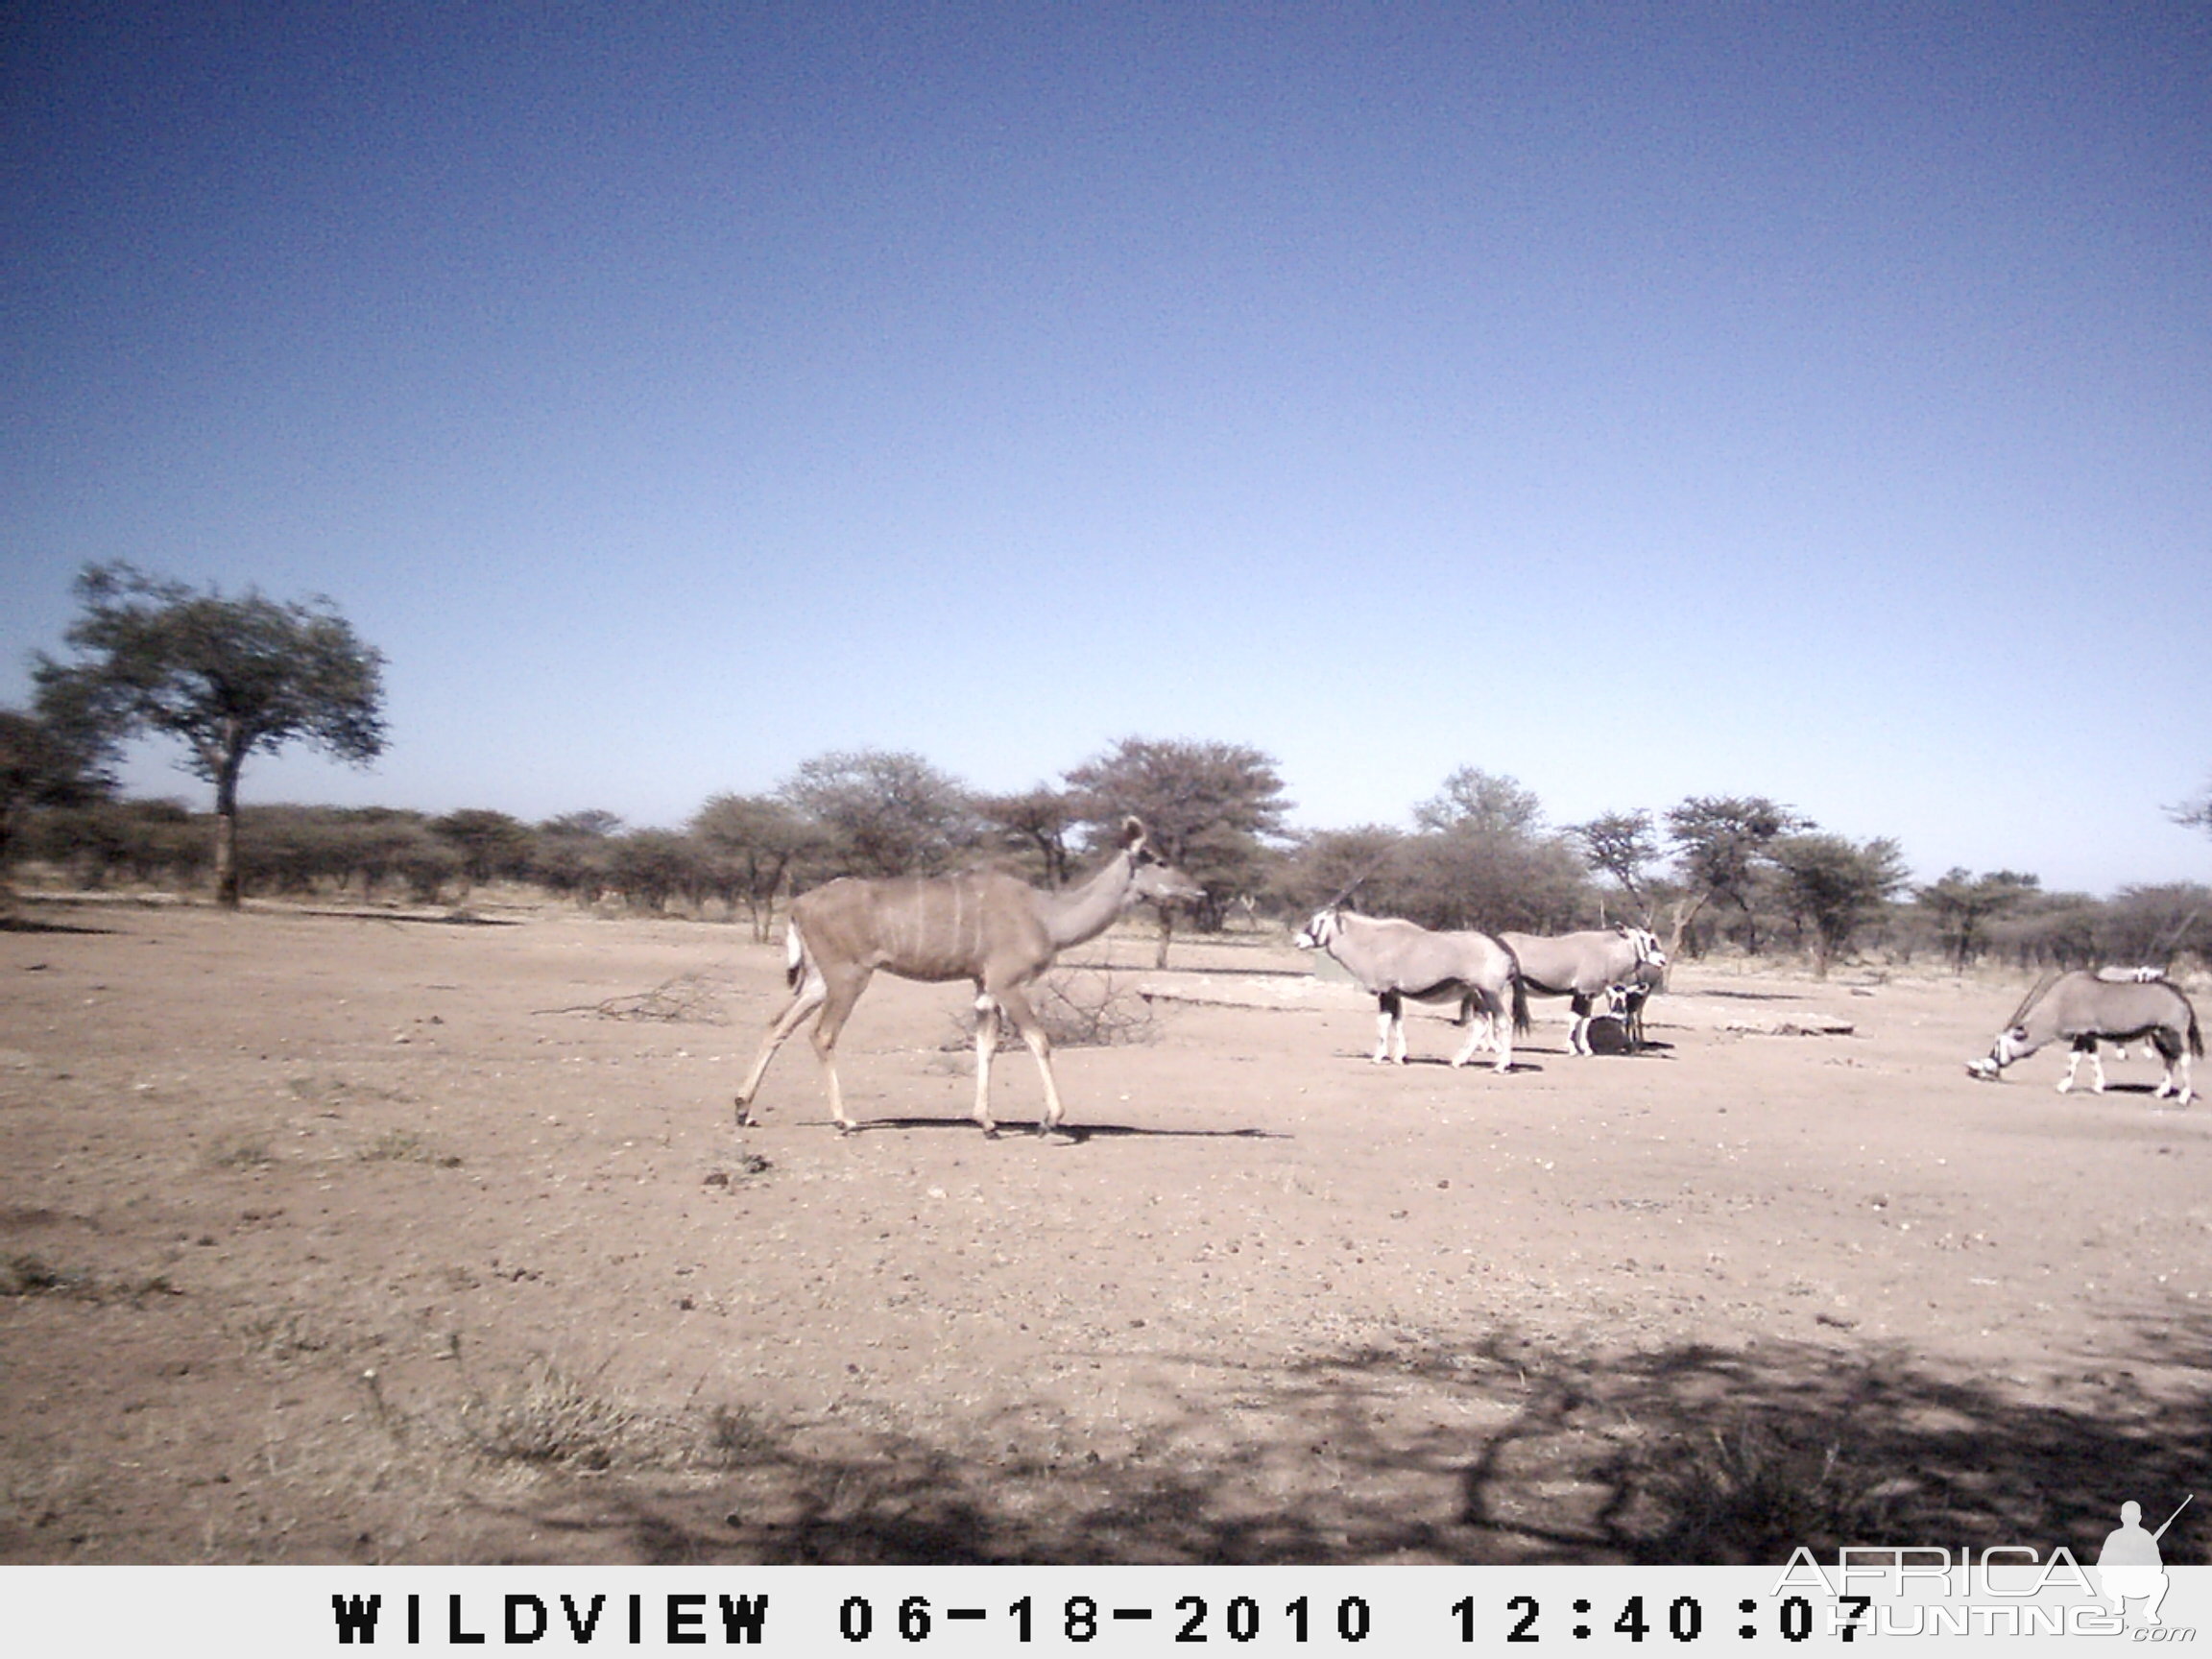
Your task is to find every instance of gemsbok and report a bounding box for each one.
[733,818,1203,1137]
[1966,969,2201,1105]
[1499,926,1668,1055]
[1294,906,1529,1072]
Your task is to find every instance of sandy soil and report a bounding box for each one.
[1,897,2206,1565]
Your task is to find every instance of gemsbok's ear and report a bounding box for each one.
[1120,816,1146,849]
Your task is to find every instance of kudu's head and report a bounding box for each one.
[1120,818,1206,908]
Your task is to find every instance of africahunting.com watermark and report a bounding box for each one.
[1778,1496,2200,1640]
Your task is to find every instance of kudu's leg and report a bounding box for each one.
[734,969,830,1126]
[971,993,1002,1137]
[993,983,1069,1136]
[805,969,873,1134]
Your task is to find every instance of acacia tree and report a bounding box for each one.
[1399,766,1587,933]
[529,811,623,905]
[1665,795,1811,955]
[779,749,976,878]
[1269,824,1408,918]
[34,564,387,908]
[0,707,110,890]
[1571,809,1662,913]
[690,792,821,940]
[429,808,533,888]
[1770,832,1911,977]
[1413,767,1545,838]
[976,784,1080,888]
[1915,868,2040,972]
[1063,736,1288,960]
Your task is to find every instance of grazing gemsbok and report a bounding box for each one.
[1294,907,1529,1072]
[733,819,1202,1137]
[1966,970,2201,1105]
[1498,926,1668,1055]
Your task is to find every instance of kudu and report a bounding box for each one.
[1294,907,1529,1072]
[1966,969,2201,1105]
[733,819,1202,1137]
[1498,926,1668,1055]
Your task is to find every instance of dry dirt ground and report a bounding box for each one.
[2,897,2207,1566]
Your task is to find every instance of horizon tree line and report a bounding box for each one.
[6,562,2209,977]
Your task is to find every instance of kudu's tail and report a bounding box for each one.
[783,921,808,991]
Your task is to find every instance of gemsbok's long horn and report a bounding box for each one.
[2146,908,2202,970]
[2005,971,2058,1031]
[1319,850,1394,914]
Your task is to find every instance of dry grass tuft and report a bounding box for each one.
[204,1135,276,1169]
[1,1252,180,1306]
[454,1358,780,1474]
[1630,1419,1897,1561]
[357,1129,462,1166]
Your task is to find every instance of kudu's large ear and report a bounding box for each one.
[1120,817,1147,851]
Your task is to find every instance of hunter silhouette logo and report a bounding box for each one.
[2098,1495,2191,1627]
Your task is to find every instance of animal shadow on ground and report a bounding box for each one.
[0,914,113,936]
[307,908,522,927]
[478,1312,2212,1567]
[1332,1053,1545,1073]
[854,1116,1286,1143]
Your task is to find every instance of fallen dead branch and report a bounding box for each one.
[535,968,736,1024]
[943,967,1160,1050]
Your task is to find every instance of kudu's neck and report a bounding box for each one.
[1036,849,1140,950]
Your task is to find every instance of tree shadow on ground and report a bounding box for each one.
[0,914,113,935]
[480,1313,2212,1567]
[855,1117,1287,1142]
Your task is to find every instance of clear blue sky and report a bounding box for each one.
[5,3,2207,894]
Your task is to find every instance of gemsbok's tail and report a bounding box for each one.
[1510,974,1532,1037]
[2189,1000,2204,1060]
